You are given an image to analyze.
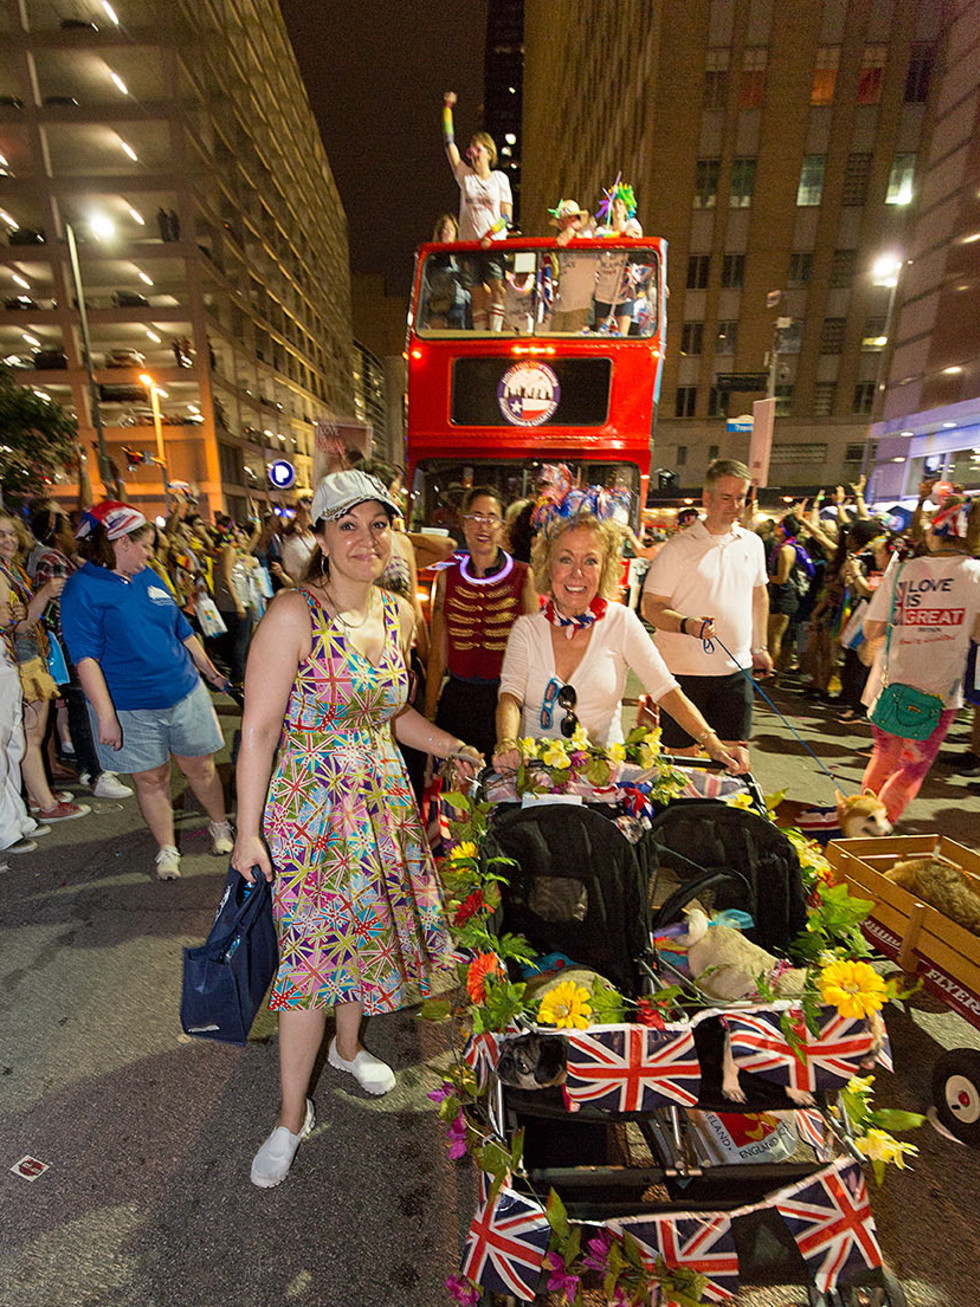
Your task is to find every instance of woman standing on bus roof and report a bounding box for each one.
[441,91,513,333]
[594,181,643,336]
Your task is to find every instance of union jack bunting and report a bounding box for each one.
[795,1108,834,1161]
[615,1211,739,1303]
[564,1023,701,1111]
[462,1029,501,1089]
[775,1159,881,1293]
[725,1007,877,1093]
[460,1186,550,1301]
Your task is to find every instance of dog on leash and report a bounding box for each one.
[772,788,892,844]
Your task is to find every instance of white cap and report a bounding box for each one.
[310,470,399,524]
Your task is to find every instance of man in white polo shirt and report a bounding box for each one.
[641,459,773,755]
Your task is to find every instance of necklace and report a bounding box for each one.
[326,585,375,630]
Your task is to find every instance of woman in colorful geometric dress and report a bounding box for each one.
[232,470,482,1189]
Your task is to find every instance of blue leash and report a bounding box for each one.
[697,625,848,788]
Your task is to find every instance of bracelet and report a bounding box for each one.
[680,617,689,636]
[442,104,455,145]
[694,727,717,746]
[494,737,518,753]
[488,214,508,235]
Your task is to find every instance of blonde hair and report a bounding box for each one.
[469,131,498,169]
[433,213,458,242]
[531,514,623,600]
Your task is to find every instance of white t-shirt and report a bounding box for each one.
[554,251,597,313]
[862,553,980,710]
[498,603,678,746]
[453,162,512,242]
[643,521,767,675]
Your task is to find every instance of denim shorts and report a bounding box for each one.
[90,678,224,774]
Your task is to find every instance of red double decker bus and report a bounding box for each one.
[404,235,667,532]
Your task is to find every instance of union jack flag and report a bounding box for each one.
[795,1107,835,1161]
[462,1030,501,1089]
[460,1186,550,1301]
[615,1211,739,1302]
[775,1159,881,1293]
[564,1023,701,1111]
[725,1007,876,1093]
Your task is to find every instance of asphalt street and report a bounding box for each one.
[0,686,977,1307]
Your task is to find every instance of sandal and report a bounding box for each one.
[838,709,863,724]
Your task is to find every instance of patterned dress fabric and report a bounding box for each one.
[265,588,451,1012]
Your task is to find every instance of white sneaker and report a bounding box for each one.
[92,772,133,799]
[155,845,181,880]
[209,819,234,855]
[250,1099,315,1188]
[327,1038,396,1095]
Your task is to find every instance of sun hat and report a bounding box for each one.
[548,199,590,227]
[310,470,399,524]
[76,500,147,541]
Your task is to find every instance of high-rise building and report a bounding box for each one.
[483,0,524,226]
[522,0,949,495]
[0,0,353,519]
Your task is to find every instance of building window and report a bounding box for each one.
[774,384,794,417]
[886,154,915,206]
[707,387,726,419]
[716,320,738,354]
[778,320,803,354]
[811,45,839,105]
[842,153,872,206]
[820,317,847,354]
[708,444,720,460]
[813,382,837,416]
[675,386,697,417]
[686,255,710,289]
[730,157,756,208]
[857,46,886,104]
[694,158,720,209]
[770,440,828,465]
[905,43,933,103]
[861,316,888,351]
[681,321,703,355]
[852,381,875,414]
[797,155,825,206]
[676,444,688,466]
[830,248,857,288]
[703,68,729,110]
[739,47,767,108]
[844,442,866,462]
[787,252,813,287]
[721,254,744,289]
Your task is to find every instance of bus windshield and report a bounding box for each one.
[416,244,662,338]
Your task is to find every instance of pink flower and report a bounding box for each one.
[428,1080,455,1104]
[446,1110,468,1159]
[583,1228,614,1273]
[446,1272,480,1305]
[544,1250,581,1296]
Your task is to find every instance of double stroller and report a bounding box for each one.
[460,783,906,1306]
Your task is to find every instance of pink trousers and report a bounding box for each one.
[861,708,956,822]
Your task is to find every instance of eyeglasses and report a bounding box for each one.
[540,677,579,738]
[461,513,503,527]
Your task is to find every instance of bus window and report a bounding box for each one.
[542,249,660,337]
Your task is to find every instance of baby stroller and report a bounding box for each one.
[466,782,906,1307]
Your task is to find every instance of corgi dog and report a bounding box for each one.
[772,788,892,844]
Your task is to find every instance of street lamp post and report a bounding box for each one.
[138,373,168,505]
[64,222,114,494]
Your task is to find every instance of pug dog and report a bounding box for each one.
[495,1033,567,1090]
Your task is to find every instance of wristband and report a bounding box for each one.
[442,104,455,146]
[695,727,717,746]
[680,617,689,636]
[488,214,508,236]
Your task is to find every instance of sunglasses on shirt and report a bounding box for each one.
[540,678,579,738]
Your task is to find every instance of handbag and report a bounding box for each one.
[195,594,227,638]
[46,631,70,687]
[867,563,944,740]
[838,597,868,651]
[180,864,278,1045]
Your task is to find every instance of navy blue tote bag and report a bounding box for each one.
[181,865,278,1044]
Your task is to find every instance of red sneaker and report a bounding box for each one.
[34,801,91,822]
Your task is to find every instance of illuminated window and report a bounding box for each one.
[852,381,875,414]
[905,43,933,103]
[842,153,872,206]
[730,157,756,208]
[694,158,720,209]
[811,46,839,105]
[857,46,886,104]
[675,386,697,417]
[686,255,710,289]
[787,253,812,287]
[886,154,915,205]
[716,320,738,354]
[721,254,744,289]
[830,248,857,288]
[861,316,887,351]
[797,155,825,206]
[820,318,847,354]
[681,321,703,355]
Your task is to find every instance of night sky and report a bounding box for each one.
[277,1,489,297]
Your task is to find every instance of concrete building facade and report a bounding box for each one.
[0,0,354,520]
[521,0,947,496]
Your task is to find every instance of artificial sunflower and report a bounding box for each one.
[819,958,888,1019]
[466,952,504,1003]
[537,979,592,1030]
[448,840,478,864]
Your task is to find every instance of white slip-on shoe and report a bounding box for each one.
[209,819,234,856]
[155,845,181,880]
[92,772,134,799]
[250,1099,315,1188]
[327,1038,396,1095]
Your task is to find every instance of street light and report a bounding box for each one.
[861,252,905,485]
[64,221,114,492]
[138,372,169,501]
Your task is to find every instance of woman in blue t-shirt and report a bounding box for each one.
[61,501,235,881]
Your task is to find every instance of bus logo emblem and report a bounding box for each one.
[497,361,561,427]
